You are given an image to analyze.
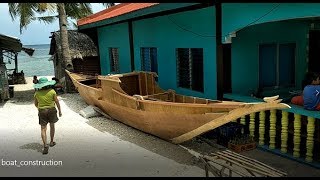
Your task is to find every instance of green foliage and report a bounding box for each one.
[7,3,115,34]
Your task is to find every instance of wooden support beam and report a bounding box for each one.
[145,73,148,95]
[14,53,18,73]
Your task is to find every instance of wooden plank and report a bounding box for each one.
[223,150,287,176]
[145,73,148,95]
[142,92,168,99]
[219,151,281,174]
[207,153,280,177]
[171,100,290,144]
[263,95,279,102]
[138,73,143,95]
[215,151,283,176]
[205,156,253,177]
[199,157,220,177]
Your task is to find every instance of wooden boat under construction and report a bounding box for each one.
[66,70,290,144]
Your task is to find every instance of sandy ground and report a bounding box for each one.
[0,77,205,177]
[1,77,320,177]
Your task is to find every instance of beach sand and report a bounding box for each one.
[0,77,205,177]
[1,77,320,177]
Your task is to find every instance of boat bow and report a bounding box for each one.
[170,96,290,144]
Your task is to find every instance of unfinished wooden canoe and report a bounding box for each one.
[66,70,290,144]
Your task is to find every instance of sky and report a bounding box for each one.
[0,3,107,45]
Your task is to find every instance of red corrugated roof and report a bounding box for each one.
[78,3,159,26]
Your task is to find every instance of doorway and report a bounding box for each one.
[309,30,320,72]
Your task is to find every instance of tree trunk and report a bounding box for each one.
[57,3,74,92]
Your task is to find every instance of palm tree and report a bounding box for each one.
[8,3,97,70]
[8,3,115,91]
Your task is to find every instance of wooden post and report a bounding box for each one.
[269,110,276,149]
[293,114,301,158]
[306,117,315,162]
[138,75,143,95]
[280,111,289,153]
[171,90,176,102]
[258,111,266,145]
[14,53,18,73]
[144,73,148,95]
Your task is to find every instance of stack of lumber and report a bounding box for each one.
[199,149,287,177]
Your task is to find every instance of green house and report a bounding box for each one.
[77,3,320,167]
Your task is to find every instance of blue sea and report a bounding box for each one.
[6,44,54,77]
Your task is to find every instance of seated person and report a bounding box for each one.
[291,72,320,111]
[33,76,39,91]
[33,75,38,84]
[52,77,64,93]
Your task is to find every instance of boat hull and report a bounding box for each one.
[67,71,102,107]
[66,70,290,144]
[97,99,224,140]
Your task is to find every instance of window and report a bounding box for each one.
[176,48,204,92]
[141,47,158,76]
[259,43,295,88]
[109,48,119,73]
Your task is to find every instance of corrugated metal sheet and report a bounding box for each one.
[77,3,159,26]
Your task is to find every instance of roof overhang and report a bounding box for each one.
[78,3,203,30]
[0,34,22,52]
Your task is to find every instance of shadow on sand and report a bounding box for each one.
[19,142,43,153]
[0,89,35,108]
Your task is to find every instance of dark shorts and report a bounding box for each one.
[38,107,59,126]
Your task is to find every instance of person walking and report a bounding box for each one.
[33,77,62,154]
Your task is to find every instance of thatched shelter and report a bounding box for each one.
[0,34,34,101]
[49,30,100,92]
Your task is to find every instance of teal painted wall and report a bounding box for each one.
[231,20,309,95]
[132,7,217,99]
[94,3,320,99]
[222,3,320,40]
[97,22,131,75]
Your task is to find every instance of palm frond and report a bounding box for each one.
[102,3,115,8]
[37,3,56,14]
[17,3,38,33]
[32,15,58,24]
[8,3,18,20]
[37,3,47,12]
[7,3,96,34]
[66,19,78,30]
[65,3,92,20]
